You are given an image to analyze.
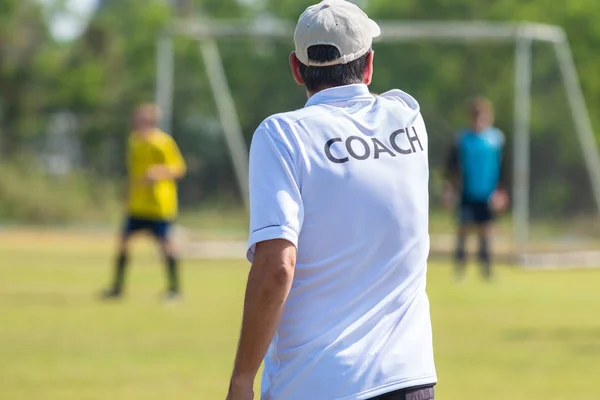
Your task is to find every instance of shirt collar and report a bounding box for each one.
[305,84,372,108]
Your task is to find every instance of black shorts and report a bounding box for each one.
[459,199,494,225]
[369,385,435,400]
[122,216,172,240]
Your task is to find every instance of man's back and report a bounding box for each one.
[127,129,185,219]
[457,128,504,202]
[248,84,436,400]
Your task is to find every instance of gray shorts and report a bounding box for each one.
[368,385,435,400]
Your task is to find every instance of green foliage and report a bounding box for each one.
[367,0,600,131]
[0,159,119,223]
[2,0,600,222]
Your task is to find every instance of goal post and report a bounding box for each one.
[156,20,600,265]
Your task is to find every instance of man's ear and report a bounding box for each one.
[363,50,374,85]
[289,52,305,86]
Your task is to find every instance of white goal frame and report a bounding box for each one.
[156,20,600,263]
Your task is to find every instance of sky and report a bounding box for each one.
[39,0,265,41]
[39,0,98,41]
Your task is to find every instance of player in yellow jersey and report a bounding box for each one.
[102,104,186,301]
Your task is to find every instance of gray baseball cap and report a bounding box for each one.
[294,0,381,67]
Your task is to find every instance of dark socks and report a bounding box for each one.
[110,250,180,295]
[112,253,128,293]
[165,255,180,293]
[479,235,492,280]
[454,234,467,278]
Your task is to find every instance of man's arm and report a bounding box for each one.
[497,149,509,191]
[227,119,303,399]
[227,239,296,399]
[144,164,185,181]
[146,138,187,182]
[442,142,460,209]
[444,142,460,189]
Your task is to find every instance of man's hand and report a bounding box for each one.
[441,183,456,210]
[144,164,185,183]
[490,189,510,213]
[226,378,254,400]
[226,239,296,400]
[144,165,170,183]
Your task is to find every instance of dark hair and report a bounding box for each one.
[298,45,369,92]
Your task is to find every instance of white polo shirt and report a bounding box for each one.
[247,84,436,400]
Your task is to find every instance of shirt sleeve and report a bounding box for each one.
[444,140,460,183]
[246,120,303,262]
[497,130,508,189]
[164,136,187,174]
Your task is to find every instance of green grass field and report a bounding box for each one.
[1,229,599,400]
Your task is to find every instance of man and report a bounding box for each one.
[226,1,436,399]
[443,96,508,281]
[102,104,186,301]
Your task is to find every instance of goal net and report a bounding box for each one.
[157,19,600,266]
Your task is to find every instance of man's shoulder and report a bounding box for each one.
[152,129,178,147]
[253,106,326,140]
[484,127,505,147]
[267,104,331,125]
[256,88,422,133]
[379,89,420,112]
[490,126,504,138]
[153,129,171,140]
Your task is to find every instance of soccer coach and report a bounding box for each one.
[226,1,436,399]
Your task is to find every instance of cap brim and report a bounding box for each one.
[369,19,381,38]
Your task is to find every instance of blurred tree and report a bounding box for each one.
[2,0,600,218]
[64,0,253,204]
[61,0,173,175]
[366,0,600,216]
[0,0,60,155]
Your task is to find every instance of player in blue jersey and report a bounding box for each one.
[444,97,509,281]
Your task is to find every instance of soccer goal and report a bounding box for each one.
[156,19,600,266]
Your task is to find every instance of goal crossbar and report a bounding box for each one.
[170,20,566,43]
[157,20,600,265]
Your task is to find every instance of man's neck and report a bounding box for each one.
[136,128,155,139]
[306,87,329,99]
[471,125,490,134]
[305,82,365,99]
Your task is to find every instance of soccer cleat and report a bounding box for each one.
[481,262,494,282]
[454,272,466,284]
[482,271,495,283]
[100,288,123,300]
[162,290,181,304]
[453,261,467,283]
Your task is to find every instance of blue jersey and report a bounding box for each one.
[454,127,505,202]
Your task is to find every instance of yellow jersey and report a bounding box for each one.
[127,129,186,220]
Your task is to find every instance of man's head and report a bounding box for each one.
[289,0,380,95]
[468,96,494,133]
[132,103,161,133]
